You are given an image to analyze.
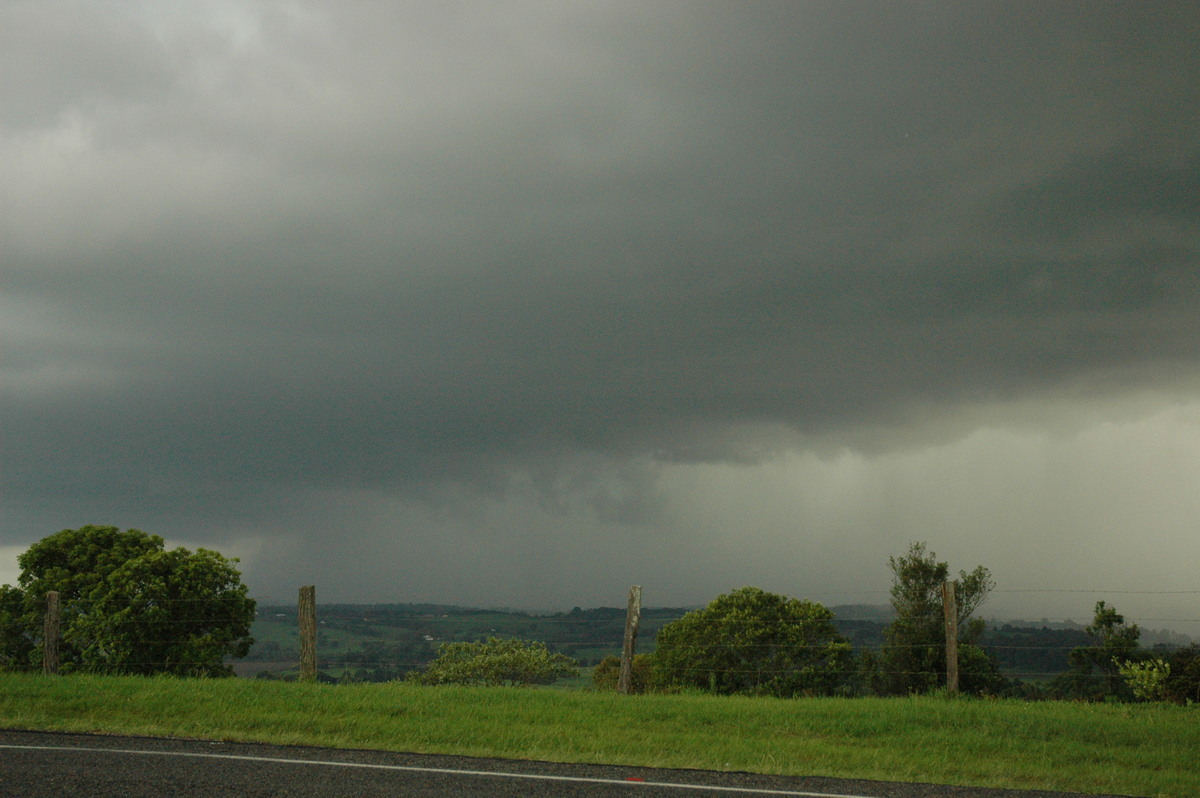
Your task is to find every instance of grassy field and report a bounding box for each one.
[1,673,1193,797]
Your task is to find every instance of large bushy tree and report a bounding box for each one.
[1,525,255,676]
[880,542,1002,695]
[652,586,854,697]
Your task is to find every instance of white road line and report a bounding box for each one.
[0,744,882,798]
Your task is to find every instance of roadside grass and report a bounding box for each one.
[1,673,1194,797]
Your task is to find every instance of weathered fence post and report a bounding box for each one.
[942,580,958,695]
[42,591,61,675]
[299,585,317,683]
[617,585,642,695]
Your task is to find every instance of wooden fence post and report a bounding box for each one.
[42,591,60,675]
[942,580,958,695]
[617,585,642,694]
[299,585,317,683]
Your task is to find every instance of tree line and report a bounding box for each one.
[411,541,1199,702]
[2,528,1197,702]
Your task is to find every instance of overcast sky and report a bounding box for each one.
[3,1,1199,634]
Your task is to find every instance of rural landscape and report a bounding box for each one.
[5,2,1200,795]
[2,527,1199,796]
[240,594,1194,699]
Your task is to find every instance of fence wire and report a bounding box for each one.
[16,585,1196,686]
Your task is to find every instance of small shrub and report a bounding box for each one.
[1118,659,1170,702]
[409,637,578,687]
[591,654,653,693]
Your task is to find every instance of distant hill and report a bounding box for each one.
[244,602,693,680]
[243,601,1191,683]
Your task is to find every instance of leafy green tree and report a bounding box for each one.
[652,587,854,697]
[409,637,579,686]
[3,526,255,676]
[880,542,999,695]
[1057,601,1142,700]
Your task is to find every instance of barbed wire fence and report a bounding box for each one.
[30,584,1199,693]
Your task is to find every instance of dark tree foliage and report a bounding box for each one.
[652,587,854,697]
[2,526,255,676]
[980,625,1091,678]
[956,643,1009,695]
[880,542,1001,695]
[0,584,31,670]
[1163,645,1200,705]
[1052,601,1142,701]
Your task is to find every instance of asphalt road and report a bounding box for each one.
[0,729,1133,798]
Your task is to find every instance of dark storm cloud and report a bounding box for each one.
[3,2,1199,621]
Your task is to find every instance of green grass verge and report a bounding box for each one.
[1,673,1193,797]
